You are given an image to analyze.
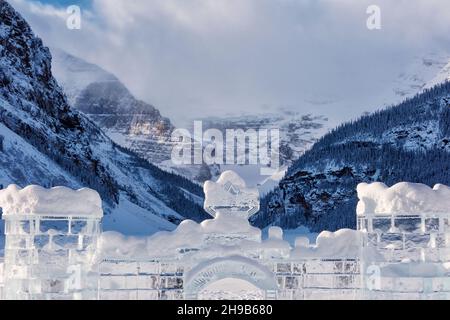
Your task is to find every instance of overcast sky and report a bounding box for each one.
[8,0,450,126]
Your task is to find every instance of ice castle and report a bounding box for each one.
[0,171,449,300]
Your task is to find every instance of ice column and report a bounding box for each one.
[0,185,103,300]
[357,182,450,300]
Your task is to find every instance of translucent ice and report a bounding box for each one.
[291,229,361,259]
[357,182,450,215]
[0,184,103,217]
[203,171,259,219]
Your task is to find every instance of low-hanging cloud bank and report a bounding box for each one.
[9,0,450,126]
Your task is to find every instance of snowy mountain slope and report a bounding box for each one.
[389,53,450,101]
[426,60,450,90]
[0,122,80,189]
[51,49,175,165]
[187,112,328,189]
[195,53,450,187]
[52,49,322,185]
[0,1,208,234]
[51,48,450,189]
[253,82,450,232]
[200,112,328,166]
[0,122,174,236]
[51,49,221,183]
[50,47,118,106]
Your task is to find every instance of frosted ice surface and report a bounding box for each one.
[1,174,449,300]
[294,237,310,248]
[0,184,103,299]
[0,184,103,217]
[291,229,361,259]
[357,182,450,215]
[204,171,259,218]
[99,213,262,259]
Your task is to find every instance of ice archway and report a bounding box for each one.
[184,255,278,300]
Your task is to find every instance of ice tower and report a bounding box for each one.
[357,182,450,299]
[0,185,103,300]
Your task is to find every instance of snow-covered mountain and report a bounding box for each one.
[51,48,175,165]
[426,60,450,90]
[248,52,450,231]
[52,49,226,183]
[51,49,331,185]
[200,112,328,166]
[193,113,327,192]
[389,53,450,101]
[253,82,450,232]
[0,1,208,235]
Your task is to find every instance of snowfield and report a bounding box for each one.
[198,278,264,300]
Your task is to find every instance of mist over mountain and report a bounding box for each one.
[0,0,208,236]
[2,0,450,238]
[51,48,175,165]
[51,49,332,186]
[253,82,450,232]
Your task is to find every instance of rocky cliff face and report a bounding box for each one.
[0,1,208,233]
[51,48,175,165]
[253,82,450,232]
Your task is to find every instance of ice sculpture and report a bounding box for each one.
[204,171,259,219]
[96,172,364,300]
[1,176,449,300]
[357,182,450,299]
[0,185,103,300]
[201,171,261,244]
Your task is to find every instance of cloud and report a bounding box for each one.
[8,0,450,126]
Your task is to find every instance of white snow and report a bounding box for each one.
[51,48,119,106]
[383,120,441,152]
[357,182,450,216]
[425,60,450,89]
[99,212,262,259]
[0,122,82,189]
[0,184,103,217]
[262,225,318,246]
[1,169,449,300]
[98,231,149,260]
[258,166,287,196]
[102,196,175,236]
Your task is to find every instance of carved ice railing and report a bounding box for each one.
[358,213,450,299]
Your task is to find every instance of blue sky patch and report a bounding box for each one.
[36,0,91,9]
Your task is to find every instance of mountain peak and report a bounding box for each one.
[0,0,207,234]
[50,48,176,165]
[50,47,119,105]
